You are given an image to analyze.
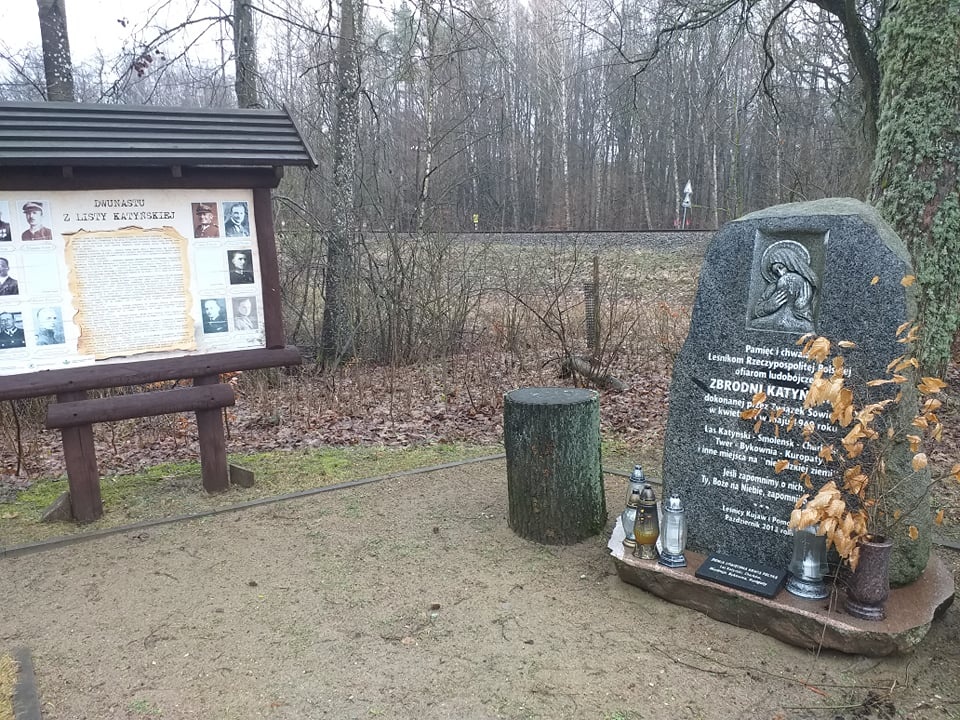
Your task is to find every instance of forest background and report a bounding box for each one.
[0,1,956,481]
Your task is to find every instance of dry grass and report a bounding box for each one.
[0,653,16,720]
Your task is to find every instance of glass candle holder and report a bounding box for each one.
[621,484,642,548]
[658,494,687,568]
[785,523,829,599]
[632,484,660,560]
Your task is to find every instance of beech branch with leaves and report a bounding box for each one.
[741,314,956,570]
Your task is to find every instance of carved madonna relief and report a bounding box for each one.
[746,232,825,334]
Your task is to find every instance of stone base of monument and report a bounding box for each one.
[608,519,955,656]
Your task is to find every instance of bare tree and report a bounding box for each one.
[320,0,364,365]
[36,0,74,101]
[233,0,260,108]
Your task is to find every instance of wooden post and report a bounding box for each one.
[56,390,102,522]
[193,374,229,493]
[503,387,606,544]
[253,187,285,349]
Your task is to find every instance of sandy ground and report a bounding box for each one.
[1,459,958,720]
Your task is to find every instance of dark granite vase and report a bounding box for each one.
[843,536,893,621]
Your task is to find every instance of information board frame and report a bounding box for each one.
[0,103,315,522]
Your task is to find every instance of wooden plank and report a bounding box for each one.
[0,346,301,402]
[194,375,229,493]
[253,187,286,349]
[46,384,235,429]
[56,391,102,522]
[0,166,282,191]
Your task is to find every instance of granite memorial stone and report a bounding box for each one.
[662,198,930,585]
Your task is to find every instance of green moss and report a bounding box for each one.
[0,443,499,547]
[872,0,960,376]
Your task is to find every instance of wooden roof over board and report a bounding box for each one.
[0,102,318,170]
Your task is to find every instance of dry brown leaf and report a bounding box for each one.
[908,525,919,541]
[804,336,832,363]
[922,398,943,413]
[911,453,928,471]
[894,357,919,372]
[870,276,879,285]
[789,507,803,528]
[918,376,947,395]
[827,497,847,518]
[845,441,864,459]
[849,547,860,571]
[901,274,916,287]
[898,326,920,344]
[935,509,945,526]
[774,459,790,474]
[842,466,868,495]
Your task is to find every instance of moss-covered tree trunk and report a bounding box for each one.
[504,388,606,545]
[871,0,960,377]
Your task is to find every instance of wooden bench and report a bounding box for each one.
[0,346,301,522]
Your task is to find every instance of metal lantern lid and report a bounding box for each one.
[638,483,657,506]
[630,465,646,483]
[664,494,683,512]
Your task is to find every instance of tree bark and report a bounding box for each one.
[504,387,606,544]
[233,0,260,108]
[37,0,75,101]
[871,0,960,377]
[320,0,363,366]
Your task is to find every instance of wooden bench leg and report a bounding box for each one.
[56,391,103,522]
[194,375,229,493]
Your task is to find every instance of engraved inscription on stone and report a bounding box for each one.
[747,232,824,334]
[663,199,913,568]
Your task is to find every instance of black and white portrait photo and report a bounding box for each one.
[0,257,18,295]
[227,250,255,285]
[232,296,258,330]
[21,200,53,241]
[35,306,65,345]
[0,311,25,349]
[0,201,12,242]
[223,202,250,237]
[201,298,228,334]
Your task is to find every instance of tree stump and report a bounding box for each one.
[504,387,606,544]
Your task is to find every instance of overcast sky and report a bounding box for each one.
[2,2,127,60]
[0,1,220,63]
